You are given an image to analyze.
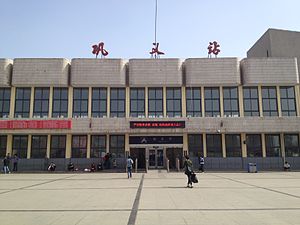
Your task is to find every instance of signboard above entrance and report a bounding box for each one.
[130,121,185,129]
[129,136,183,145]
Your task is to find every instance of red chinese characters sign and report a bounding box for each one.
[0,120,72,129]
[92,42,109,58]
[130,121,185,129]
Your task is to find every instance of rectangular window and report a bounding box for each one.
[73,88,88,117]
[50,135,66,158]
[0,135,7,158]
[205,87,220,117]
[262,87,278,116]
[0,88,11,118]
[130,88,145,117]
[280,87,296,116]
[52,88,68,118]
[31,135,47,158]
[33,88,49,118]
[14,88,31,118]
[110,135,125,158]
[265,134,281,157]
[246,134,262,157]
[243,87,259,116]
[225,134,241,157]
[186,87,201,117]
[284,134,300,157]
[167,87,182,117]
[188,134,203,157]
[72,135,87,158]
[148,88,163,118]
[206,134,222,157]
[91,135,106,158]
[92,88,107,118]
[12,135,28,158]
[223,87,239,117]
[110,88,125,117]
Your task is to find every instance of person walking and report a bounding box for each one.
[3,156,10,174]
[199,155,204,172]
[183,155,193,188]
[13,154,19,172]
[126,156,134,178]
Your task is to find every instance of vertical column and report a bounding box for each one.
[88,87,92,118]
[238,85,244,117]
[183,133,188,152]
[145,87,148,118]
[241,133,247,157]
[276,86,282,117]
[163,86,167,117]
[27,135,32,159]
[181,87,186,117]
[9,86,16,118]
[29,87,34,118]
[68,87,73,118]
[107,87,110,118]
[201,87,205,117]
[46,135,51,158]
[280,133,285,159]
[220,86,224,117]
[6,134,13,155]
[106,134,110,153]
[48,86,53,118]
[222,133,226,158]
[125,133,130,153]
[126,87,130,118]
[261,133,266,157]
[203,133,207,157]
[258,85,263,117]
[295,85,300,116]
[87,134,91,158]
[65,134,72,158]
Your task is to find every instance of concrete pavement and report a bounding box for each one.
[0,171,299,225]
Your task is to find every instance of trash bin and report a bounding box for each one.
[248,163,257,173]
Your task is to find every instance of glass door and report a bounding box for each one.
[148,148,164,169]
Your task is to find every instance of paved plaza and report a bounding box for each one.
[0,171,299,225]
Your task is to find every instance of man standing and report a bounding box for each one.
[199,155,205,172]
[3,156,10,174]
[13,154,19,172]
[126,156,134,178]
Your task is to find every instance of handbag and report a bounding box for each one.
[191,172,198,183]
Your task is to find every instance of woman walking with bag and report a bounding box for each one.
[183,155,193,188]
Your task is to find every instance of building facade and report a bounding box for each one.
[1,30,300,171]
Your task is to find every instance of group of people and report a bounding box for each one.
[2,153,19,174]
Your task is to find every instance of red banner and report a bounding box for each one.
[0,120,72,129]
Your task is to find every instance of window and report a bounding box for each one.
[33,88,49,118]
[52,88,68,118]
[223,87,239,117]
[91,135,106,158]
[206,134,222,157]
[72,135,87,158]
[280,87,296,116]
[148,88,163,118]
[188,134,203,157]
[246,134,262,157]
[167,88,181,117]
[265,134,281,157]
[0,88,10,118]
[262,87,278,116]
[15,88,31,118]
[225,134,241,157]
[110,88,125,117]
[73,88,88,117]
[110,135,125,158]
[50,135,66,158]
[205,87,220,117]
[0,135,7,158]
[284,134,299,157]
[92,88,107,118]
[243,87,259,116]
[186,87,201,117]
[31,135,47,158]
[130,88,145,117]
[12,135,28,158]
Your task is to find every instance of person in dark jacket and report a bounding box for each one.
[183,155,193,188]
[3,157,10,174]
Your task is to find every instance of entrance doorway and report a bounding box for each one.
[148,148,164,169]
[130,148,146,169]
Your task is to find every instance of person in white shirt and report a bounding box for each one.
[126,156,134,178]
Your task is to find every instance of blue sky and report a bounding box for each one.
[0,0,299,59]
